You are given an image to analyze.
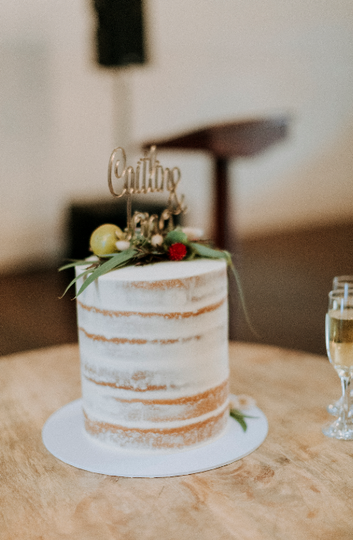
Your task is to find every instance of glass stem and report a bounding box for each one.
[340,375,351,422]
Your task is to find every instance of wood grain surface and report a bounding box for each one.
[1,342,352,540]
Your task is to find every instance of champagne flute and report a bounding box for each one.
[333,276,353,290]
[327,277,353,416]
[323,288,353,440]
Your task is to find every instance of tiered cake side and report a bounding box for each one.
[76,258,229,452]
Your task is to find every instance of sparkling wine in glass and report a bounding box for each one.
[323,289,353,440]
[327,278,353,416]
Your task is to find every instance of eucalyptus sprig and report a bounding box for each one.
[59,249,139,298]
[229,408,258,432]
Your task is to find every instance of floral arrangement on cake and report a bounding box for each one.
[60,222,237,298]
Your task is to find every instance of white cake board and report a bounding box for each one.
[42,397,268,477]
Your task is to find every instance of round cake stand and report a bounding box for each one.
[42,398,268,478]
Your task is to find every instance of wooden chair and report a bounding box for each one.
[143,117,289,250]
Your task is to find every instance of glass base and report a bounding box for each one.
[327,390,353,416]
[322,417,353,440]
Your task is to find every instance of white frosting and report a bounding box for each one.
[96,259,223,280]
[76,258,230,451]
[79,259,227,312]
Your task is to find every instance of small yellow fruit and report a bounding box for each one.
[90,224,123,257]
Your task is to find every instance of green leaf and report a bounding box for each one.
[228,262,261,340]
[230,410,247,432]
[58,268,94,299]
[58,260,97,272]
[190,242,231,263]
[165,229,188,246]
[190,242,259,337]
[75,249,138,297]
[229,408,258,432]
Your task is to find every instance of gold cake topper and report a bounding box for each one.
[108,146,187,239]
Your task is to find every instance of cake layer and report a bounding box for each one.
[78,260,227,312]
[83,404,229,452]
[79,324,228,392]
[76,295,227,339]
[76,258,229,451]
[82,379,229,425]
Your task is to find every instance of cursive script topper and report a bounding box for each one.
[108,146,187,238]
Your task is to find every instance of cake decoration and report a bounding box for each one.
[60,145,238,300]
[229,395,258,432]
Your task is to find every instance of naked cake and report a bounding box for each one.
[76,258,229,452]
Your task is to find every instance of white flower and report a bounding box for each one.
[182,227,204,241]
[229,394,256,411]
[115,240,131,251]
[151,234,163,247]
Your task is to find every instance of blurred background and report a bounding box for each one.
[0,0,352,356]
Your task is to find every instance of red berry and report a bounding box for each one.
[168,242,187,261]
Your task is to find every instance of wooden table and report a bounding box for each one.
[1,342,352,540]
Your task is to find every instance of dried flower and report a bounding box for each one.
[168,243,187,261]
[151,234,163,247]
[229,394,256,411]
[115,240,131,251]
